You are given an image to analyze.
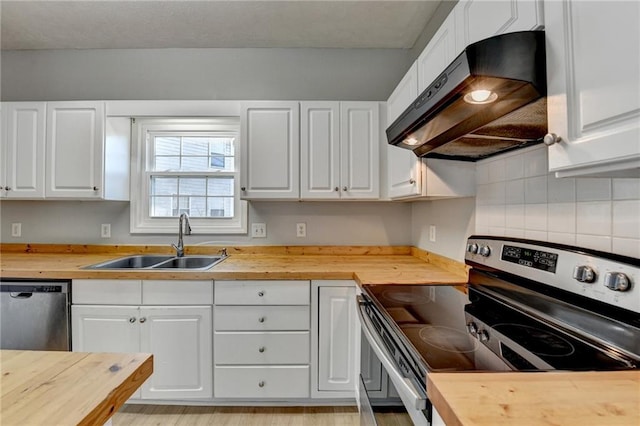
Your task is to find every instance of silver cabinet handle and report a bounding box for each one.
[543,133,562,146]
[258,291,264,297]
[129,317,136,323]
[258,381,265,388]
[93,186,99,191]
[258,346,265,353]
[139,317,147,323]
[258,317,265,323]
[241,187,246,191]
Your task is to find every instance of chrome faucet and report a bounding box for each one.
[172,213,192,257]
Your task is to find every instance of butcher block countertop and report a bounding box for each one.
[0,350,153,426]
[0,244,469,285]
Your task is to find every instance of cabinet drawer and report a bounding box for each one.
[215,306,310,331]
[215,332,309,365]
[72,279,141,305]
[214,366,309,398]
[215,280,310,305]
[142,280,213,305]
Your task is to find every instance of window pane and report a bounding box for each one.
[179,178,206,196]
[207,177,234,196]
[187,197,208,217]
[154,136,181,156]
[150,196,173,217]
[210,138,235,156]
[150,177,177,196]
[181,155,210,171]
[155,156,180,171]
[182,137,210,156]
[208,197,234,217]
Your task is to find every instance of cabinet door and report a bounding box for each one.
[71,305,140,353]
[300,102,341,200]
[417,13,457,93]
[46,101,105,198]
[0,104,6,198]
[139,306,212,400]
[240,102,300,199]
[340,102,380,200]
[318,286,356,393]
[545,1,640,177]
[360,334,384,394]
[454,0,543,50]
[387,63,422,199]
[3,102,46,199]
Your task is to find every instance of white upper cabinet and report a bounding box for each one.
[454,0,544,51]
[301,102,380,200]
[1,102,46,199]
[240,101,300,199]
[417,13,457,93]
[545,0,640,177]
[46,101,105,198]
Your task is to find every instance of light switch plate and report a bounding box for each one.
[11,223,21,237]
[296,223,306,238]
[101,223,111,238]
[251,223,267,238]
[429,225,436,242]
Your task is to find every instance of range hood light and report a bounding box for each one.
[464,89,498,104]
[403,137,420,146]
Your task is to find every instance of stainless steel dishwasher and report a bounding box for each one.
[0,280,71,351]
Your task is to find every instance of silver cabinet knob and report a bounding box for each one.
[258,346,265,353]
[543,133,562,146]
[258,381,265,388]
[258,317,265,323]
[409,179,416,184]
[129,317,136,323]
[573,265,597,283]
[241,187,246,191]
[342,186,347,192]
[93,186,99,191]
[139,317,147,323]
[334,187,339,192]
[5,187,10,191]
[258,291,264,297]
[479,245,491,257]
[604,272,631,292]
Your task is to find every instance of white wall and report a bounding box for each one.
[475,145,640,258]
[0,201,412,246]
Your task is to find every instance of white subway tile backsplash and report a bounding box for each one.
[576,234,612,252]
[475,148,639,257]
[548,176,575,203]
[613,178,640,200]
[525,204,547,231]
[576,178,611,201]
[576,202,612,236]
[612,238,640,258]
[547,203,576,234]
[525,176,548,204]
[505,179,525,204]
[612,200,640,239]
[505,204,525,229]
[523,147,548,177]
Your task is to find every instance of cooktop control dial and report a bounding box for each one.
[467,243,479,254]
[479,245,491,257]
[573,265,597,283]
[604,272,631,292]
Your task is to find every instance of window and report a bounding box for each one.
[131,118,247,234]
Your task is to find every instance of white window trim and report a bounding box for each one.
[130,117,247,234]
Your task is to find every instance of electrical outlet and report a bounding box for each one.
[296,222,306,238]
[251,223,267,238]
[429,225,436,242]
[11,223,22,238]
[101,223,111,238]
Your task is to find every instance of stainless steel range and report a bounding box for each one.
[357,236,640,425]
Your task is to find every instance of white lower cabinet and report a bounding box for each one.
[71,280,213,401]
[312,281,358,399]
[214,280,311,399]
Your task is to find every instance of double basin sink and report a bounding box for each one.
[85,254,226,270]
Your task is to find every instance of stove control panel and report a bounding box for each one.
[466,236,640,314]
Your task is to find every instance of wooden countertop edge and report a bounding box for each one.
[427,373,464,426]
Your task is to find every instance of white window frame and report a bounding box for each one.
[130,117,247,234]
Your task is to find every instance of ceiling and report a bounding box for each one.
[1,0,443,50]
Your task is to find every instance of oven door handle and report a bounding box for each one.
[356,296,428,411]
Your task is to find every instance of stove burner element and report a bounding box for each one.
[493,323,575,357]
[381,290,431,305]
[418,326,479,354]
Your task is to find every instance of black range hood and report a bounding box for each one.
[387,31,547,161]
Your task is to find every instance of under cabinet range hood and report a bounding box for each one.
[387,31,547,161]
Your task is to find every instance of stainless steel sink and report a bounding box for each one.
[84,254,226,270]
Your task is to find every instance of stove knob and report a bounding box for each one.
[604,272,631,292]
[573,265,597,283]
[479,245,491,257]
[477,330,490,342]
[467,243,479,254]
[466,321,478,335]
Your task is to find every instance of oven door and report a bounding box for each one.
[357,296,431,426]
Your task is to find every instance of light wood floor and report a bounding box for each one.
[113,405,412,426]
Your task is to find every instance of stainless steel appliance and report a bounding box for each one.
[0,280,71,351]
[357,236,639,425]
[387,31,548,161]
